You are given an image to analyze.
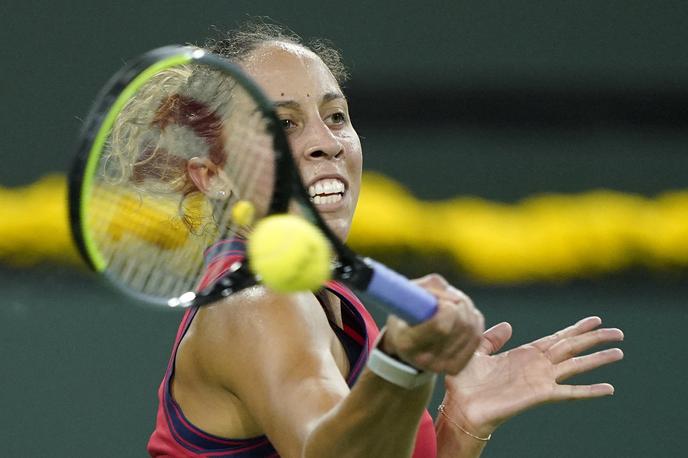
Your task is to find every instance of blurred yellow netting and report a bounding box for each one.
[0,175,81,266]
[2,173,688,283]
[350,172,688,282]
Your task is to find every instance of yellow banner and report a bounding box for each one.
[2,173,687,283]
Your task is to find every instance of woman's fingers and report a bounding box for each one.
[416,298,483,373]
[545,327,624,363]
[384,286,483,374]
[477,322,513,355]
[551,382,616,401]
[413,273,450,290]
[555,348,624,381]
[531,316,603,351]
[392,295,481,348]
[418,334,478,374]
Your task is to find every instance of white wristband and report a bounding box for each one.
[366,329,436,389]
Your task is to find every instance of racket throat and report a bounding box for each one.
[184,261,257,307]
[333,256,374,290]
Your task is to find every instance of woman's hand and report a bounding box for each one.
[440,316,624,438]
[381,274,485,375]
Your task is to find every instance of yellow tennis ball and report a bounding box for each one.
[231,200,255,226]
[248,214,332,292]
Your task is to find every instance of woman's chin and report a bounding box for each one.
[321,216,351,242]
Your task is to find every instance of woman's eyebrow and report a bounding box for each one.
[273,92,346,110]
[322,92,345,103]
[273,100,300,110]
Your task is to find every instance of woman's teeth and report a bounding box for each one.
[308,178,345,204]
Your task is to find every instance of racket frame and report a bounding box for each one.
[69,46,294,305]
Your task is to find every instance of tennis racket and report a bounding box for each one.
[68,45,437,324]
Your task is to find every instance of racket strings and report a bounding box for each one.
[87,61,278,299]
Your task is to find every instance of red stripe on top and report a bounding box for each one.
[323,280,437,458]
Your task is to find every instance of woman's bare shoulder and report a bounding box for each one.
[185,286,336,379]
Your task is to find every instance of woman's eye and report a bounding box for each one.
[329,112,347,124]
[280,118,296,130]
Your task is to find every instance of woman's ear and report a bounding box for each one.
[187,157,229,199]
[187,157,214,194]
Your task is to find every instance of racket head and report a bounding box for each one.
[68,46,294,306]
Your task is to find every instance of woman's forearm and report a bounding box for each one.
[303,369,434,458]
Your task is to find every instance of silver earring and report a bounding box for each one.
[215,190,227,199]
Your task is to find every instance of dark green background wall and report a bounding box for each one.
[1,1,686,456]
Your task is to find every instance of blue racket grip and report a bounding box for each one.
[364,258,439,325]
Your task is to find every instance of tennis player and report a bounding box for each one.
[147,22,624,458]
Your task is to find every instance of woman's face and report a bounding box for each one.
[241,41,363,241]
